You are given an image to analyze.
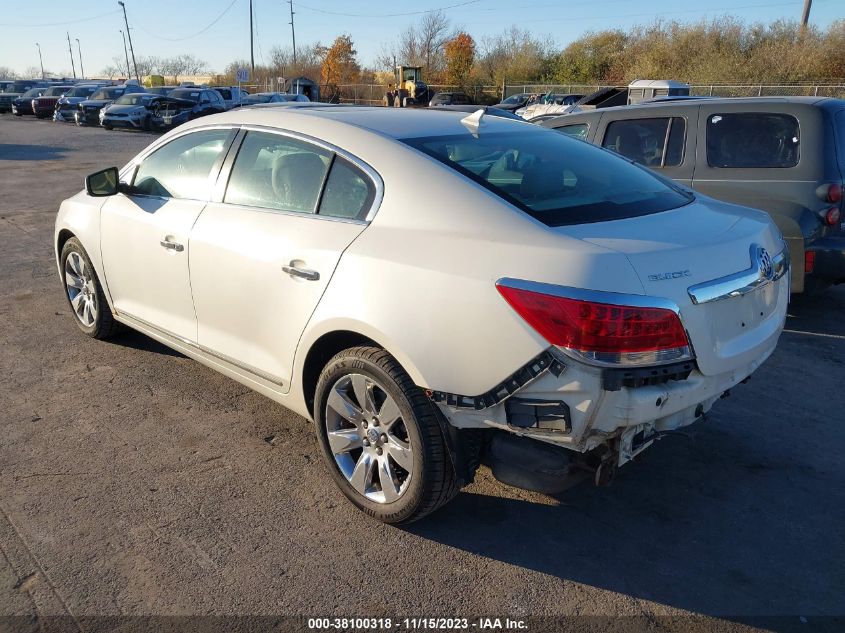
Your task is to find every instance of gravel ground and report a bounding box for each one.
[0,114,843,633]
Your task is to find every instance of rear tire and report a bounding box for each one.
[60,237,120,340]
[314,346,458,524]
[103,123,113,131]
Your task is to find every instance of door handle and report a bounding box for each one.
[282,262,320,281]
[159,238,184,252]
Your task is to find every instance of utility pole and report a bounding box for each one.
[249,0,254,73]
[288,0,297,66]
[120,30,131,79]
[66,32,77,79]
[118,1,139,81]
[76,39,84,79]
[801,0,812,27]
[36,43,45,79]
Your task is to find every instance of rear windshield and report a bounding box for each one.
[114,94,152,105]
[66,86,98,98]
[401,130,693,226]
[91,88,125,100]
[835,110,845,176]
[169,89,200,102]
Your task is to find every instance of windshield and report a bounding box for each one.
[501,94,526,105]
[401,130,694,226]
[6,83,37,93]
[45,86,71,96]
[91,88,124,100]
[21,88,44,98]
[67,86,98,98]
[114,94,152,106]
[168,89,200,102]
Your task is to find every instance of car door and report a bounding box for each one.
[189,129,379,388]
[596,109,697,186]
[100,128,235,342]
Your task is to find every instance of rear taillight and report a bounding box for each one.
[805,250,816,274]
[822,207,841,226]
[817,183,843,204]
[497,283,691,366]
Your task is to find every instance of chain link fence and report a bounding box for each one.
[330,83,845,105]
[502,83,845,100]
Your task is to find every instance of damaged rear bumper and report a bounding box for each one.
[434,343,776,455]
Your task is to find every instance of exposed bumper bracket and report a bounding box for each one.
[426,351,566,410]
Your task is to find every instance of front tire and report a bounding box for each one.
[314,346,458,524]
[60,237,120,339]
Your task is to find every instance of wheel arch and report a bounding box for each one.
[57,228,75,259]
[300,330,381,417]
[298,323,430,418]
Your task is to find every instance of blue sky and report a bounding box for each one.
[0,0,840,77]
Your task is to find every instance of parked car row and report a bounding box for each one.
[3,79,310,131]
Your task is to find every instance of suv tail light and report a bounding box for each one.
[497,283,692,366]
[822,207,841,226]
[817,183,843,204]
[805,250,816,274]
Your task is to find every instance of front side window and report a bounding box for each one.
[602,117,685,167]
[556,123,589,140]
[225,131,331,214]
[706,112,799,168]
[133,129,231,199]
[401,130,693,226]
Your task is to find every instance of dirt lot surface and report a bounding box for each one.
[1,115,843,633]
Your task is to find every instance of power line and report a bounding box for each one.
[134,0,241,42]
[0,9,120,27]
[292,0,480,18]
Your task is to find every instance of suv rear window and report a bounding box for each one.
[401,130,693,226]
[602,117,685,167]
[707,112,799,168]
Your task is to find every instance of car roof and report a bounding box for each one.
[600,95,836,112]
[185,105,539,139]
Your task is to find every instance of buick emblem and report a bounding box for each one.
[757,246,774,280]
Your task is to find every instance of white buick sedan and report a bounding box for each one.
[55,105,789,523]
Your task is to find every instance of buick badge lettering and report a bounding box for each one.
[648,270,691,282]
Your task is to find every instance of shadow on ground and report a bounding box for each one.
[112,329,186,358]
[0,144,70,161]
[405,289,845,620]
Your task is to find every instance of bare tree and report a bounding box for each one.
[0,66,16,79]
[417,10,453,79]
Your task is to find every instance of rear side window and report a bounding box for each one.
[401,130,693,227]
[602,117,685,167]
[225,131,331,214]
[319,158,375,220]
[707,112,799,168]
[555,123,589,140]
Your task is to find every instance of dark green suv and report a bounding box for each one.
[542,97,845,293]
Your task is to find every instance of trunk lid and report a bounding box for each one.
[559,198,788,376]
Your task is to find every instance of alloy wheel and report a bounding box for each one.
[64,251,98,327]
[325,373,413,503]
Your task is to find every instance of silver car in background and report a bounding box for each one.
[100,93,157,131]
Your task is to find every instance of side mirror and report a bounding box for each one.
[85,167,119,197]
